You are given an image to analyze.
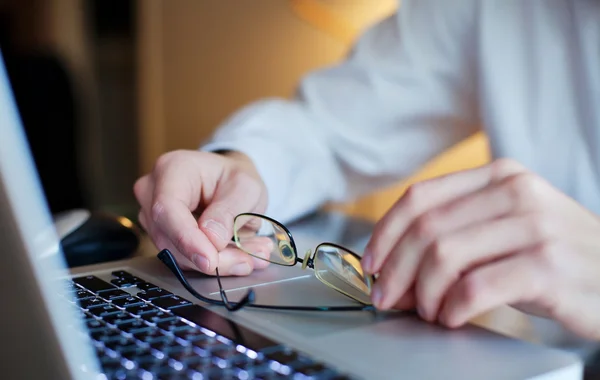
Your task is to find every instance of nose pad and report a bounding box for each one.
[302,249,311,269]
[278,240,296,264]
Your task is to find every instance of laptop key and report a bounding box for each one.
[102,311,137,326]
[91,328,122,343]
[103,337,139,353]
[187,359,221,374]
[127,276,145,285]
[110,278,136,288]
[99,356,123,373]
[111,270,134,278]
[141,310,177,324]
[98,289,130,301]
[156,318,192,333]
[134,329,170,344]
[150,339,188,355]
[89,304,121,317]
[174,328,212,342]
[151,295,192,310]
[137,288,172,301]
[73,275,116,293]
[86,319,106,332]
[117,319,153,335]
[192,339,225,356]
[125,303,158,316]
[212,346,243,361]
[120,347,156,362]
[73,289,95,300]
[111,296,144,309]
[79,297,109,310]
[136,282,159,292]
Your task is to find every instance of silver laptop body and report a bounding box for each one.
[0,49,583,380]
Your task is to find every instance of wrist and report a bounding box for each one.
[216,149,262,181]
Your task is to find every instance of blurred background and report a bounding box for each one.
[0,0,488,224]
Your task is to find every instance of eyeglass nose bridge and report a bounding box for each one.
[301,249,312,269]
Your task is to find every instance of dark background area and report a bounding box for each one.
[0,0,138,218]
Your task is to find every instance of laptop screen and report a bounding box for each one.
[0,49,100,378]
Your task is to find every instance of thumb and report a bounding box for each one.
[198,170,264,251]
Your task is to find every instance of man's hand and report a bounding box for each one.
[134,150,270,276]
[362,158,600,340]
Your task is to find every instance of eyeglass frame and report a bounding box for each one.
[233,212,374,302]
[156,213,377,313]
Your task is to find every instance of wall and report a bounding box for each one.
[137,0,490,221]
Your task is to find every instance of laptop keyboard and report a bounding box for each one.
[61,271,354,380]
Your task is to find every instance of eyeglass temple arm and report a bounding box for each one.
[216,267,255,311]
[157,249,254,311]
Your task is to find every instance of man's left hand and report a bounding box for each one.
[361,158,600,340]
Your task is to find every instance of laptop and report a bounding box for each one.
[0,48,583,380]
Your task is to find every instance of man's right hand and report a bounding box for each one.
[133,149,270,276]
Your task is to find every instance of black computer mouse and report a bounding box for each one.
[54,209,140,268]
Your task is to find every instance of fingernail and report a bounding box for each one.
[203,220,228,242]
[193,254,210,272]
[371,285,383,308]
[361,253,372,273]
[230,262,252,276]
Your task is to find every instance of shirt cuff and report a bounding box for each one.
[201,139,295,223]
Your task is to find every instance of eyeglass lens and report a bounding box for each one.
[314,244,373,305]
[234,214,373,305]
[233,214,296,266]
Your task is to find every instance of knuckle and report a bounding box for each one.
[172,228,194,255]
[414,212,437,241]
[154,150,187,172]
[429,239,452,272]
[532,240,563,274]
[137,211,147,229]
[231,169,261,196]
[151,195,168,224]
[133,177,147,200]
[154,152,173,171]
[404,183,426,216]
[460,273,484,307]
[505,173,542,206]
[491,158,524,180]
[525,212,554,241]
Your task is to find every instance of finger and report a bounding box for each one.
[150,155,229,273]
[411,174,529,241]
[363,159,525,274]
[198,170,265,251]
[438,250,545,328]
[148,228,197,271]
[390,285,417,311]
[134,175,154,206]
[415,212,554,322]
[138,211,149,233]
[371,219,433,310]
[212,246,263,276]
[151,195,218,273]
[134,175,154,228]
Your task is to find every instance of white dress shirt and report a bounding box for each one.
[203,0,600,225]
[203,0,600,351]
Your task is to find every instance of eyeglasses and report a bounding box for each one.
[157,212,376,313]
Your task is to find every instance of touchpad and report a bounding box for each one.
[218,274,384,338]
[182,262,309,296]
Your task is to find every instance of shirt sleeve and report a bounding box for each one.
[202,0,480,224]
